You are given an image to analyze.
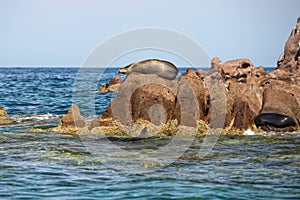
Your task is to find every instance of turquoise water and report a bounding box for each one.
[0,68,299,199]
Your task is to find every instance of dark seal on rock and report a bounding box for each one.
[254,113,296,131]
[118,59,178,80]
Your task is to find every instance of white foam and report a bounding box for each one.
[11,113,59,122]
[243,129,255,136]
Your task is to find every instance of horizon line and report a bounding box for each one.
[0,65,275,69]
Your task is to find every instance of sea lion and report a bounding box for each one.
[254,113,296,131]
[118,59,178,80]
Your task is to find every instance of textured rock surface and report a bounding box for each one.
[97,17,300,134]
[101,73,178,126]
[180,68,207,121]
[261,88,300,126]
[272,17,300,77]
[58,104,86,130]
[211,57,256,82]
[130,83,176,125]
[98,76,122,93]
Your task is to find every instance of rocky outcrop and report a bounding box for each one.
[92,17,300,134]
[98,76,122,93]
[174,68,207,123]
[210,57,256,82]
[101,73,178,126]
[58,104,86,133]
[272,17,300,78]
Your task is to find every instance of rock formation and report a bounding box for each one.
[58,104,86,133]
[58,17,300,135]
[272,17,300,78]
[98,76,122,93]
[101,73,178,126]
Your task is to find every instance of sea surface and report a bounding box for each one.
[0,67,299,199]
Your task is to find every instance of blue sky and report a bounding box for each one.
[0,0,299,67]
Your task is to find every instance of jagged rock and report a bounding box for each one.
[204,71,227,128]
[98,76,121,93]
[210,57,256,82]
[58,105,86,132]
[225,75,265,116]
[208,58,267,129]
[225,94,255,129]
[175,68,207,122]
[98,18,300,134]
[273,17,300,77]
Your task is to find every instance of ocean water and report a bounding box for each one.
[0,67,299,199]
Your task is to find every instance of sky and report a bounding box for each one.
[0,0,299,67]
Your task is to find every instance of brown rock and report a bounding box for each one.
[101,73,178,126]
[98,76,122,93]
[203,72,227,128]
[225,94,255,129]
[273,17,300,77]
[88,119,100,130]
[59,104,86,129]
[222,59,255,82]
[260,78,300,108]
[130,83,176,125]
[0,107,8,117]
[101,103,113,120]
[225,76,264,116]
[178,68,207,121]
[209,57,259,83]
[261,88,300,126]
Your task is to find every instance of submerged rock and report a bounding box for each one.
[0,107,15,125]
[0,107,8,117]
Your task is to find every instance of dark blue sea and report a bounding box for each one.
[0,67,299,199]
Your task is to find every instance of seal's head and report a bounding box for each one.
[118,68,127,74]
[118,64,132,74]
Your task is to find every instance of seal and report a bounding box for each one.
[118,59,178,80]
[254,113,296,131]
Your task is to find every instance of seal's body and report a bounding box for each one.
[254,113,296,131]
[118,59,178,80]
